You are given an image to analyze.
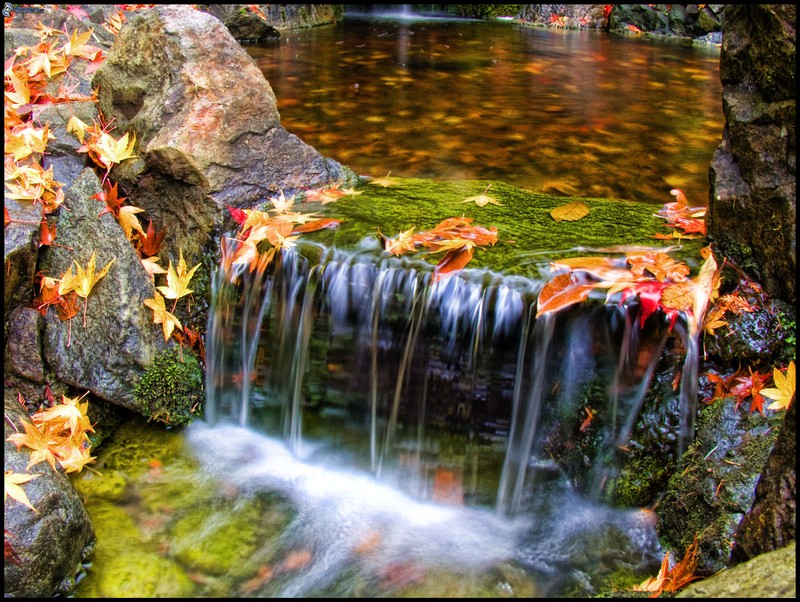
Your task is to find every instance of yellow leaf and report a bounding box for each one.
[144,291,183,341]
[5,470,41,512]
[762,361,796,411]
[66,115,89,143]
[6,419,59,472]
[550,201,590,222]
[91,130,137,169]
[117,205,146,240]
[270,190,295,213]
[4,68,30,107]
[32,393,94,439]
[141,256,168,281]
[68,252,115,299]
[369,171,401,187]
[461,184,502,207]
[157,249,200,301]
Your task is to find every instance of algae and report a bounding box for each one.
[291,178,705,281]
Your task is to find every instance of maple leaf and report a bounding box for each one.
[369,171,401,187]
[66,115,89,143]
[91,181,127,217]
[144,291,183,341]
[633,536,700,596]
[138,219,166,257]
[58,252,115,327]
[461,184,502,207]
[157,249,200,304]
[270,190,295,213]
[140,256,168,281]
[33,393,95,439]
[432,245,474,283]
[730,367,770,414]
[118,205,146,240]
[536,273,596,318]
[4,67,30,108]
[761,361,795,411]
[6,419,59,471]
[227,205,247,225]
[550,201,589,222]
[4,470,41,512]
[89,130,137,177]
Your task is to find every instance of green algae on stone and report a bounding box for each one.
[295,178,705,280]
[169,495,293,576]
[72,469,129,502]
[97,414,188,478]
[93,549,195,598]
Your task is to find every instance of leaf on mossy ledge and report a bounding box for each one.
[550,201,589,222]
[761,361,796,411]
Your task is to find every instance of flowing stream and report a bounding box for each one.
[74,12,721,598]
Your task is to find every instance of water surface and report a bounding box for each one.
[247,15,723,205]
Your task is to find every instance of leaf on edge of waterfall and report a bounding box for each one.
[550,201,589,222]
[535,273,596,317]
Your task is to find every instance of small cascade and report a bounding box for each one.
[204,244,685,513]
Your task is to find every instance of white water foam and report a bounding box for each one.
[186,421,530,596]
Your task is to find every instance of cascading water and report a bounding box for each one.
[189,219,701,594]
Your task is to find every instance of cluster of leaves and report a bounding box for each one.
[632,536,700,596]
[653,189,706,241]
[4,25,106,222]
[707,360,795,414]
[223,190,344,278]
[379,216,499,283]
[5,391,95,512]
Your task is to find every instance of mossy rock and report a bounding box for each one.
[72,469,129,502]
[169,495,292,576]
[80,499,144,558]
[91,549,195,598]
[96,414,187,477]
[133,346,204,426]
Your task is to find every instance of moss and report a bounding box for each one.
[446,5,523,19]
[169,495,293,576]
[93,550,195,597]
[608,453,673,508]
[133,346,204,426]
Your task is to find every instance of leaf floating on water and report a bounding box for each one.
[550,201,589,222]
[461,184,502,207]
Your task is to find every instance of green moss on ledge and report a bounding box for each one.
[133,346,203,426]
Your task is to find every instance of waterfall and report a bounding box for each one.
[203,244,690,515]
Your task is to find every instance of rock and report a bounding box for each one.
[677,540,795,598]
[39,168,166,411]
[3,198,40,320]
[3,391,95,598]
[4,307,46,384]
[731,401,796,562]
[203,4,280,41]
[656,399,783,575]
[709,5,796,305]
[93,5,358,269]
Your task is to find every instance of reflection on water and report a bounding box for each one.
[247,16,723,205]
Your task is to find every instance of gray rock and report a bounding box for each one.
[3,391,95,598]
[709,5,796,305]
[39,168,165,410]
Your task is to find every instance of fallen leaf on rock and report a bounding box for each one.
[550,201,589,222]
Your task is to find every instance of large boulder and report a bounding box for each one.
[93,5,358,269]
[3,392,95,598]
[731,401,796,562]
[38,168,166,410]
[708,5,796,305]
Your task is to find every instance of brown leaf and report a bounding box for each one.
[550,201,589,222]
[432,245,474,283]
[536,273,595,317]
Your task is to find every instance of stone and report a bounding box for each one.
[5,307,46,384]
[40,168,166,410]
[3,391,95,598]
[709,5,796,305]
[92,5,357,269]
[731,401,796,562]
[678,541,795,598]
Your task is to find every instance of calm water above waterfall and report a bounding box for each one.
[246,14,723,206]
